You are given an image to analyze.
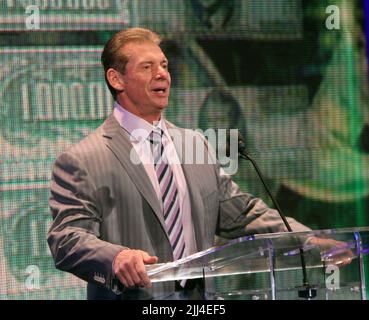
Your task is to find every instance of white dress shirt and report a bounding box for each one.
[113,102,197,258]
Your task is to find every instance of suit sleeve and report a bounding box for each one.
[215,166,311,239]
[193,131,311,238]
[47,151,126,293]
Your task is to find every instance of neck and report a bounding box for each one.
[143,113,162,124]
[116,100,162,124]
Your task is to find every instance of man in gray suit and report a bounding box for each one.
[47,28,313,300]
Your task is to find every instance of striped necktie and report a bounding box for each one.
[150,128,186,261]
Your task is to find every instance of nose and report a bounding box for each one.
[155,65,168,79]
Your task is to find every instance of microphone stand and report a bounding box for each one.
[238,140,317,299]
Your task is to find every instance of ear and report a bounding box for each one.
[106,68,125,92]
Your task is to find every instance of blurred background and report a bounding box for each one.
[0,0,368,299]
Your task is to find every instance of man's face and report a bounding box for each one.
[117,41,171,121]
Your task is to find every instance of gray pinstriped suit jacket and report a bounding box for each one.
[47,113,310,300]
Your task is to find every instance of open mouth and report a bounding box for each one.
[152,88,167,94]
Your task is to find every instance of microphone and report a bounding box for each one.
[228,131,317,299]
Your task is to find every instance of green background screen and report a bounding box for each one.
[0,0,368,299]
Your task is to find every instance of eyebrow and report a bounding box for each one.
[139,59,168,65]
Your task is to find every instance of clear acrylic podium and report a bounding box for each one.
[146,227,369,300]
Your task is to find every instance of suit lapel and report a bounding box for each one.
[102,114,167,232]
[182,163,206,251]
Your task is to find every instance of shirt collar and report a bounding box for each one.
[113,102,170,143]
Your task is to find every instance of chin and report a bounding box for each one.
[156,102,169,110]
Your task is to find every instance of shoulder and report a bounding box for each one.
[55,115,115,165]
[66,126,105,158]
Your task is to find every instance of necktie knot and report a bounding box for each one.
[149,128,165,165]
[149,128,163,145]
